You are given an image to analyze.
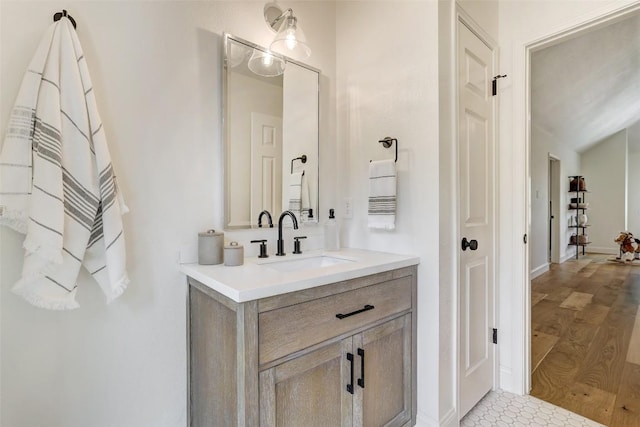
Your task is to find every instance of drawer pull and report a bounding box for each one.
[336,304,375,320]
[346,352,354,394]
[357,348,365,388]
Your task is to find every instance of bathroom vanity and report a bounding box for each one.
[181,249,418,427]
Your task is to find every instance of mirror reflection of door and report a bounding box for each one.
[251,113,282,221]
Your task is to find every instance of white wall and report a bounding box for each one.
[530,124,580,273]
[0,2,336,426]
[581,129,628,253]
[499,0,640,393]
[335,1,498,425]
[335,2,442,424]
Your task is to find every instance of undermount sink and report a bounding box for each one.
[261,255,355,272]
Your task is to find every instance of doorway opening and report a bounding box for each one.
[525,4,640,423]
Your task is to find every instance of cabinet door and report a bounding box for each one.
[353,314,412,427]
[260,338,353,427]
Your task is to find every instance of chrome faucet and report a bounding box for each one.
[258,210,273,228]
[276,210,299,256]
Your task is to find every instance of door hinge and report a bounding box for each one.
[492,328,498,344]
[492,74,507,96]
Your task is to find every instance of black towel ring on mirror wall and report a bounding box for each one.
[53,10,76,29]
[370,137,398,162]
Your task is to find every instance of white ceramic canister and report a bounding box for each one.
[224,241,244,266]
[198,229,224,265]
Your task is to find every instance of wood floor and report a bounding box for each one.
[531,254,640,426]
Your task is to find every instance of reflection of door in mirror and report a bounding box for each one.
[224,35,320,229]
[251,113,282,222]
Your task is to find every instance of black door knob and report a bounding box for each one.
[461,237,479,251]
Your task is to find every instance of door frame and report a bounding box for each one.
[548,155,561,264]
[520,3,640,395]
[455,6,500,420]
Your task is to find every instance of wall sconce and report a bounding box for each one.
[264,4,311,59]
[247,48,286,77]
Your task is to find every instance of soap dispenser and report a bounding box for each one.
[324,208,340,251]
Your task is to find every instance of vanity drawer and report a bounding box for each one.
[258,276,412,365]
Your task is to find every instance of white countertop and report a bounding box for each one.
[180,248,419,303]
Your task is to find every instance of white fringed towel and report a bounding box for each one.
[368,159,396,230]
[0,17,129,310]
[288,171,310,222]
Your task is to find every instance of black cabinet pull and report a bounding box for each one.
[346,352,354,394]
[336,304,375,320]
[357,348,365,388]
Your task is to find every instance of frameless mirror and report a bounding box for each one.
[224,34,319,229]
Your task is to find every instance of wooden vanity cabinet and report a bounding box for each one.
[187,265,417,427]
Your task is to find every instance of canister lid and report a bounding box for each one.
[224,241,243,250]
[199,229,223,237]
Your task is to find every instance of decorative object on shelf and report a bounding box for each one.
[569,176,587,192]
[578,213,588,226]
[569,215,577,226]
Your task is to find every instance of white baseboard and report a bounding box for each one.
[440,407,457,427]
[587,246,618,255]
[560,251,576,263]
[415,411,438,427]
[415,407,457,427]
[530,263,549,279]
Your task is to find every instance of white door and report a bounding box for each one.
[250,113,282,220]
[458,21,496,418]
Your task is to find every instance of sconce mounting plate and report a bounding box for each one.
[264,3,284,32]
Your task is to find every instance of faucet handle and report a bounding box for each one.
[250,239,269,258]
[293,236,307,254]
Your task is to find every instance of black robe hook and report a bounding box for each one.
[53,10,77,29]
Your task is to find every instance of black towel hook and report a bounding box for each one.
[53,10,77,29]
[370,137,398,162]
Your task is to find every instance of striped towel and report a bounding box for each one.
[368,159,396,230]
[0,17,129,310]
[288,171,310,222]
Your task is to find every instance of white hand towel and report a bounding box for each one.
[300,173,310,221]
[0,17,129,309]
[288,171,310,221]
[368,159,396,230]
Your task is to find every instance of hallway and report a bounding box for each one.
[531,255,640,426]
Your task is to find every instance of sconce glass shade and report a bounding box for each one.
[247,49,285,77]
[269,14,311,59]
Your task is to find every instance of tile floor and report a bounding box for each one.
[461,389,604,427]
